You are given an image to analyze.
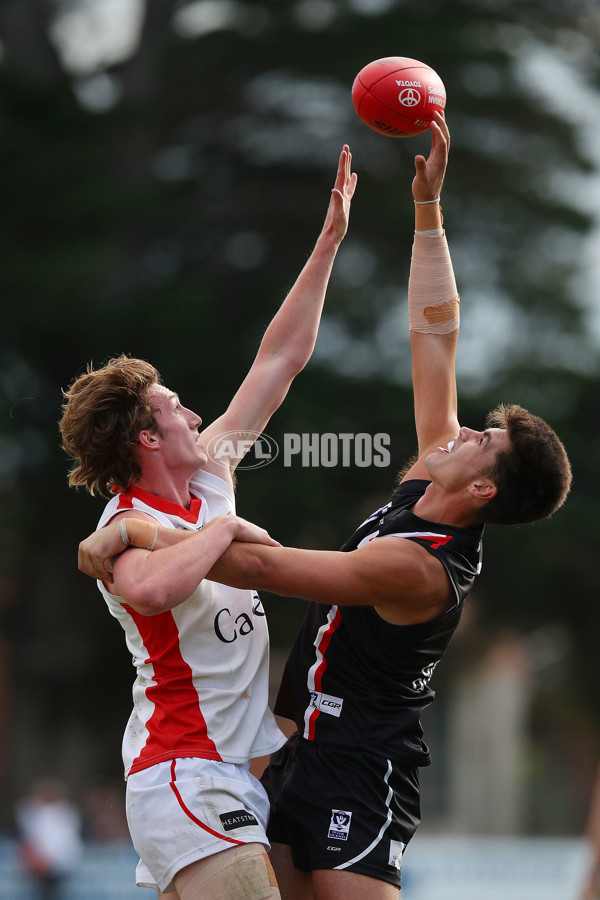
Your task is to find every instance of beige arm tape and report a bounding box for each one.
[119,518,159,551]
[408,231,460,334]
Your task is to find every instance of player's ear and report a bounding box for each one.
[468,479,497,502]
[138,429,160,450]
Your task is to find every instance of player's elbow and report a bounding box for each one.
[282,349,311,376]
[125,592,165,616]
[122,577,179,616]
[263,350,309,385]
[135,596,167,616]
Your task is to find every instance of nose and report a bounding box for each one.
[459,426,482,442]
[186,408,202,428]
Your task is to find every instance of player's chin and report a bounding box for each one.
[425,449,446,471]
[423,452,436,471]
[195,449,209,468]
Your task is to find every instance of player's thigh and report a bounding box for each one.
[129,758,271,893]
[174,842,280,900]
[313,868,400,900]
[269,842,313,900]
[157,891,179,900]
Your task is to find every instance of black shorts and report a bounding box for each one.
[261,732,421,889]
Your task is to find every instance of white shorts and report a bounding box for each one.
[127,757,271,893]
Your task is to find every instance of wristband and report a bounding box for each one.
[120,519,130,547]
[414,198,440,205]
[415,228,444,237]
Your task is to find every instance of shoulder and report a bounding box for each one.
[356,533,448,583]
[350,536,455,625]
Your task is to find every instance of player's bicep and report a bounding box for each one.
[369,537,454,623]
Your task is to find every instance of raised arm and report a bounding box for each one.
[200,146,357,480]
[401,112,460,482]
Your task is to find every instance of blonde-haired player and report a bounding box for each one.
[60,146,357,900]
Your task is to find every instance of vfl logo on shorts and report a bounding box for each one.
[219,809,259,831]
[309,690,343,718]
[328,809,352,841]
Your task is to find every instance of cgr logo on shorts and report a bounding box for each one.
[328,809,352,841]
[219,809,259,831]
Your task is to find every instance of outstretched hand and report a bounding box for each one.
[322,144,358,245]
[412,112,450,203]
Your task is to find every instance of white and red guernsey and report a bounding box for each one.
[97,469,286,778]
[273,479,484,766]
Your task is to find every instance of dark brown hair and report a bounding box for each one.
[59,355,162,498]
[481,403,572,525]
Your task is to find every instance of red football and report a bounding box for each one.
[352,57,446,138]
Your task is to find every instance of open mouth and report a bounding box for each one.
[438,439,455,454]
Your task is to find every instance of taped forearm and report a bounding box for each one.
[408,231,460,334]
[120,518,158,551]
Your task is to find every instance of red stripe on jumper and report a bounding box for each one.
[306,606,342,742]
[127,606,221,774]
[169,760,243,845]
[416,533,452,551]
[116,485,203,524]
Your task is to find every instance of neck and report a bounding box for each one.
[412,481,482,529]
[135,471,193,510]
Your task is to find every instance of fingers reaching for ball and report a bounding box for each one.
[322,144,357,245]
[334,144,358,204]
[412,111,450,203]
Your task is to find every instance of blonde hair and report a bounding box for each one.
[59,355,161,498]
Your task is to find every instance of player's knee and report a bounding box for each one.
[227,846,280,899]
[175,843,280,900]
